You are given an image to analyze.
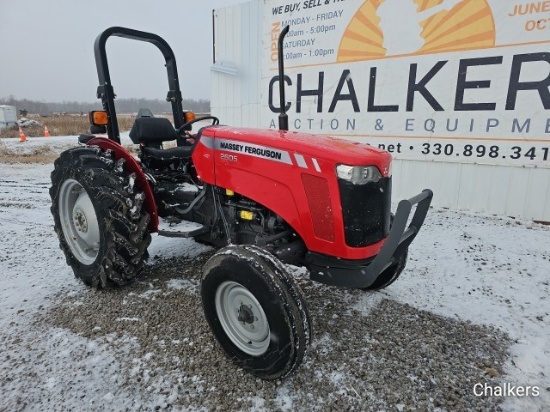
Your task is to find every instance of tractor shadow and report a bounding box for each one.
[43,251,509,411]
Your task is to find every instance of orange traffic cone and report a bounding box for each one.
[44,126,51,137]
[18,127,27,142]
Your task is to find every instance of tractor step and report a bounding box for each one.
[157,218,210,238]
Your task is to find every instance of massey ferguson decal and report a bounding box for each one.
[215,138,294,164]
[262,0,550,167]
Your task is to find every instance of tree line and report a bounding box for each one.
[0,96,210,115]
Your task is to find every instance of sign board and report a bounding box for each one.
[0,105,17,130]
[261,0,550,167]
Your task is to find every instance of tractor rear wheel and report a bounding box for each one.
[50,146,151,288]
[201,245,310,380]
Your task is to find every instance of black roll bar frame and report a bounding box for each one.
[94,26,185,144]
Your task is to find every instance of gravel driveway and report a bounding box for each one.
[1,252,508,411]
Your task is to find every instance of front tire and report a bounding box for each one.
[202,245,310,380]
[50,146,151,288]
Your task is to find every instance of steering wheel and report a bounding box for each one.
[176,116,220,138]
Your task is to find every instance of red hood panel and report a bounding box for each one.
[203,126,392,173]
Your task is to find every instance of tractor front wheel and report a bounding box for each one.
[201,245,310,380]
[50,146,151,288]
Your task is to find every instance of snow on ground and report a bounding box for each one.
[1,135,549,410]
[384,209,550,411]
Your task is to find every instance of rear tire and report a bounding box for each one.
[50,146,151,288]
[201,245,310,380]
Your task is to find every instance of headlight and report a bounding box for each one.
[336,165,382,185]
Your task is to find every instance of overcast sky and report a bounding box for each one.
[0,0,248,103]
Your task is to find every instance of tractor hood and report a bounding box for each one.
[203,126,392,175]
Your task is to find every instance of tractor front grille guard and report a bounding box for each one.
[306,189,433,288]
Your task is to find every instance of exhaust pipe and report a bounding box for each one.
[278,25,290,131]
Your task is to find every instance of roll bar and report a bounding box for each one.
[94,26,185,143]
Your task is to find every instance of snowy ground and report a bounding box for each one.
[0,135,549,411]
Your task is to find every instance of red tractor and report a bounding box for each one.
[50,27,432,380]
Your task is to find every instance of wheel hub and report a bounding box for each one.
[73,210,88,232]
[59,179,101,265]
[71,190,100,245]
[237,304,255,324]
[215,281,270,356]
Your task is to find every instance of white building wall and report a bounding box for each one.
[211,2,262,128]
[392,160,550,221]
[212,1,550,222]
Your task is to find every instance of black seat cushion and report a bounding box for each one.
[141,145,193,160]
[129,117,177,144]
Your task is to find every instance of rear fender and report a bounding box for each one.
[86,137,159,232]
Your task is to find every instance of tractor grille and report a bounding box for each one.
[302,174,335,242]
[338,177,391,247]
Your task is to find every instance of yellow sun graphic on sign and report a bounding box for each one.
[337,0,496,62]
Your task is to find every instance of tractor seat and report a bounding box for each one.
[130,116,194,161]
[129,117,177,144]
